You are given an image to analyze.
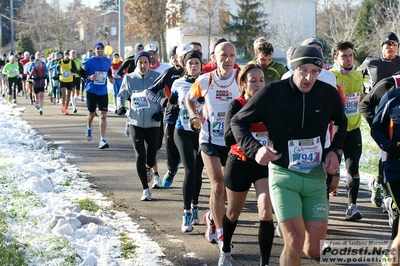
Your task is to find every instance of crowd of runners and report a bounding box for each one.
[2,31,400,266]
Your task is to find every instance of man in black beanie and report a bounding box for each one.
[230,45,347,265]
[359,31,400,90]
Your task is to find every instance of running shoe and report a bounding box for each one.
[125,123,130,137]
[191,205,199,225]
[345,203,362,220]
[61,106,65,113]
[39,110,43,115]
[86,127,92,141]
[64,108,69,115]
[218,251,232,266]
[384,197,398,228]
[181,212,194,233]
[369,178,383,207]
[98,138,109,149]
[152,174,162,189]
[146,167,153,183]
[276,222,282,238]
[203,211,217,243]
[162,168,178,188]
[73,109,77,113]
[140,188,152,201]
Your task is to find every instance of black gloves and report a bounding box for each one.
[170,105,180,116]
[388,142,400,158]
[169,94,179,105]
[189,114,201,132]
[197,96,205,104]
[117,106,126,115]
[152,112,163,122]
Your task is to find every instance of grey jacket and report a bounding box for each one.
[117,68,161,128]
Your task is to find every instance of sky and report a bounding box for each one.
[0,99,171,265]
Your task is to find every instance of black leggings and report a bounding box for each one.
[130,126,160,190]
[174,129,203,210]
[165,123,181,172]
[343,128,362,205]
[8,77,17,100]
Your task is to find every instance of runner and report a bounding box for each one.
[80,42,114,149]
[116,51,161,201]
[168,50,204,232]
[71,50,83,113]
[230,45,347,265]
[28,58,47,115]
[2,55,22,103]
[58,50,77,115]
[186,42,240,245]
[220,63,273,266]
[110,52,123,113]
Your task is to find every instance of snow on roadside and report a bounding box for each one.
[0,99,172,265]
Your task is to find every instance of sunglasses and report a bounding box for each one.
[384,41,399,47]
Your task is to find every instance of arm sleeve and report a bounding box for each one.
[145,70,170,104]
[371,93,392,151]
[231,91,267,159]
[116,76,130,107]
[224,100,243,148]
[117,60,129,77]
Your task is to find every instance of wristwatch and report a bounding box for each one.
[330,148,343,159]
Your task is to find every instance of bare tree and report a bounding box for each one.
[267,3,310,51]
[185,0,227,59]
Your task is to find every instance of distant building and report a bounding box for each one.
[166,0,316,62]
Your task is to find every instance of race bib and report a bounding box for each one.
[211,112,225,137]
[252,131,269,146]
[131,91,150,109]
[10,68,18,75]
[288,137,322,173]
[94,71,107,85]
[344,92,360,116]
[62,70,71,78]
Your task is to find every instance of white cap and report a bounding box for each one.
[176,43,192,57]
[24,51,30,57]
[144,43,158,53]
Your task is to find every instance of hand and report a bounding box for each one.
[109,77,115,85]
[388,142,400,158]
[18,74,22,79]
[117,106,126,115]
[152,112,163,122]
[255,146,279,166]
[170,104,180,115]
[169,94,178,105]
[324,151,339,175]
[197,96,205,104]
[189,114,201,132]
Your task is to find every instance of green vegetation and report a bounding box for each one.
[119,233,137,259]
[74,198,100,213]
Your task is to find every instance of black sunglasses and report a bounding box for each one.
[384,41,398,47]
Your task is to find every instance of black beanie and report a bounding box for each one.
[135,51,150,66]
[290,45,324,69]
[183,51,202,65]
[209,37,227,55]
[380,32,399,46]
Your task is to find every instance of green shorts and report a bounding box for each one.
[270,164,328,222]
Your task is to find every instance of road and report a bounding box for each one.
[17,93,391,266]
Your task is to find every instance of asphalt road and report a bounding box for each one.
[16,92,391,266]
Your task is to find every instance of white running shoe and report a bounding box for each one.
[181,212,194,233]
[152,174,162,189]
[384,197,398,228]
[191,205,199,225]
[98,138,109,149]
[218,251,232,266]
[203,211,217,243]
[140,188,152,201]
[86,127,92,141]
[345,203,362,220]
